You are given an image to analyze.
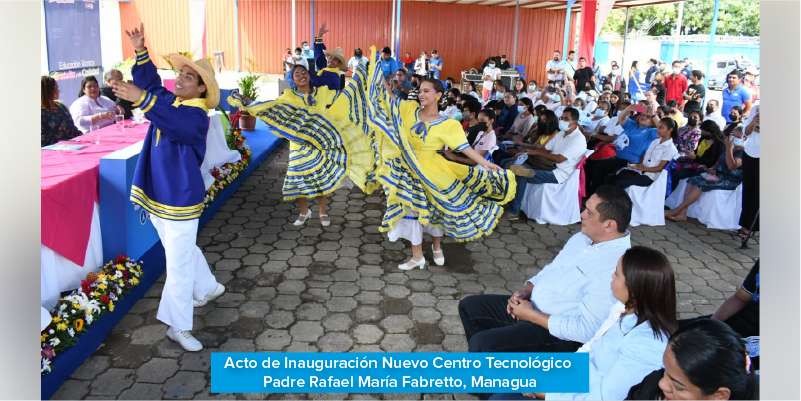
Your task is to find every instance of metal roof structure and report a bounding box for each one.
[408,0,690,11]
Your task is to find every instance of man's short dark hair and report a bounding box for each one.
[397,68,406,74]
[554,50,561,54]
[432,50,438,54]
[464,100,482,117]
[691,70,705,80]
[672,60,682,67]
[301,41,309,45]
[381,46,392,55]
[727,70,743,80]
[708,99,719,107]
[568,50,575,56]
[563,107,579,122]
[650,58,657,64]
[579,57,586,61]
[594,185,633,233]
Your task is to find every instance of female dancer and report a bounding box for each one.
[229,59,378,227]
[364,46,516,270]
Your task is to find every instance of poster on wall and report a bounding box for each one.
[44,0,103,106]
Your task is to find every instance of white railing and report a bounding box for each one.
[627,35,760,44]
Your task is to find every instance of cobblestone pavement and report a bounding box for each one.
[52,142,759,400]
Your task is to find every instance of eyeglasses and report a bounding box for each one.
[293,70,309,76]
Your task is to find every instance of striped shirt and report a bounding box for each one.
[527,231,632,343]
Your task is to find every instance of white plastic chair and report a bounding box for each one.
[625,165,671,227]
[520,150,593,225]
[665,178,743,230]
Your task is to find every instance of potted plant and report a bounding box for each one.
[237,58,262,131]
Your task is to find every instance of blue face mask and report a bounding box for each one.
[596,109,606,117]
[529,85,536,91]
[552,95,561,102]
[489,63,495,68]
[452,111,463,121]
[496,92,504,100]
[733,137,744,147]
[532,115,538,123]
[517,105,526,114]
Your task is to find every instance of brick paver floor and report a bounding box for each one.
[52,141,759,400]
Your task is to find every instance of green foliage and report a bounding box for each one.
[112,58,136,82]
[600,0,759,38]
[237,58,263,101]
[161,51,215,74]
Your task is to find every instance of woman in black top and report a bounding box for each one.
[671,119,726,191]
[724,106,744,136]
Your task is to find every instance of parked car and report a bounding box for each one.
[707,66,737,90]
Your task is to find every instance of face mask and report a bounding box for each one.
[529,85,536,91]
[552,95,561,102]
[532,115,538,124]
[732,137,744,147]
[596,109,606,117]
[476,122,488,131]
[558,120,570,131]
[706,105,715,114]
[411,81,419,88]
[303,45,310,51]
[611,70,620,76]
[688,117,698,126]
[452,111,463,121]
[673,68,681,75]
[488,63,495,68]
[294,55,302,59]
[729,113,739,121]
[496,92,504,100]
[517,105,526,114]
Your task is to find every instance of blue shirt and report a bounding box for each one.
[379,57,399,79]
[311,37,341,91]
[547,310,669,400]
[496,104,519,136]
[301,48,314,59]
[645,65,659,83]
[429,56,443,79]
[526,231,632,343]
[628,70,644,95]
[615,118,658,163]
[721,84,752,123]
[392,79,413,100]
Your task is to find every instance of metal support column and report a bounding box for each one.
[395,0,402,57]
[234,0,240,72]
[704,0,721,91]
[673,1,684,61]
[621,7,630,69]
[513,0,519,66]
[562,0,577,56]
[390,0,396,56]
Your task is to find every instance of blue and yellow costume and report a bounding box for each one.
[364,47,516,242]
[129,48,209,220]
[311,37,342,91]
[228,59,379,201]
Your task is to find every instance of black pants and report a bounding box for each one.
[604,169,654,189]
[584,157,628,198]
[739,153,760,231]
[458,295,582,353]
[670,168,704,191]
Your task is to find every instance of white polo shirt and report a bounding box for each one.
[641,138,679,181]
[547,59,566,81]
[546,128,587,183]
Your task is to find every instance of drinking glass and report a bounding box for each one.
[90,125,100,145]
[116,112,125,132]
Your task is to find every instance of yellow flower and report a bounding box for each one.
[52,317,61,323]
[97,284,107,290]
[56,323,67,331]
[72,303,80,309]
[132,278,139,286]
[108,301,115,312]
[41,334,47,342]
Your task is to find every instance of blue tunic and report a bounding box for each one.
[129,49,209,220]
[311,37,342,91]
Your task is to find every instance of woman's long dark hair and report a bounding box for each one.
[518,96,534,114]
[41,75,57,110]
[78,76,99,98]
[659,117,680,142]
[670,319,757,400]
[532,109,559,142]
[699,119,725,145]
[620,246,678,341]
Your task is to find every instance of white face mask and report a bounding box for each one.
[303,45,310,51]
[552,95,561,102]
[489,64,495,68]
[611,70,620,76]
[596,109,606,117]
[673,68,681,75]
[558,120,570,131]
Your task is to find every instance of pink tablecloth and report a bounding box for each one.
[41,122,149,266]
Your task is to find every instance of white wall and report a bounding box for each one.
[41,0,48,75]
[100,0,123,70]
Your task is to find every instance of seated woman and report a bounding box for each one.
[41,75,82,147]
[444,109,496,166]
[724,105,744,136]
[69,76,119,133]
[514,79,528,99]
[578,100,612,141]
[671,118,724,191]
[440,97,459,120]
[492,246,678,401]
[610,90,624,116]
[500,97,536,141]
[656,105,670,120]
[665,127,745,221]
[463,81,481,101]
[604,117,679,189]
[666,99,685,128]
[675,109,703,155]
[625,319,758,400]
[495,109,558,169]
[524,81,540,101]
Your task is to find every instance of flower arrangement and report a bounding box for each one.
[41,255,143,375]
[202,127,252,211]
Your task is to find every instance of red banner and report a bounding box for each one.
[579,0,597,66]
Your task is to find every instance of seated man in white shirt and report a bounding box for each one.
[501,107,587,220]
[459,185,633,354]
[703,99,726,131]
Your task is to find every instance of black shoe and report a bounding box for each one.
[501,210,519,221]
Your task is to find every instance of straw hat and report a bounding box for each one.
[324,47,348,72]
[168,53,220,109]
[744,66,759,76]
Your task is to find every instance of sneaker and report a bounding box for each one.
[194,283,225,307]
[501,210,519,221]
[166,328,203,351]
[509,165,536,178]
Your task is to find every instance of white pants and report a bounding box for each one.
[387,208,445,246]
[150,215,217,330]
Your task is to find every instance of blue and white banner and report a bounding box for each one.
[211,353,590,394]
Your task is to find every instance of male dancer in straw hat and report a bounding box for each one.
[312,22,348,91]
[113,23,224,352]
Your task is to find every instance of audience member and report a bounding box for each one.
[502,108,587,220]
[514,79,527,98]
[407,74,422,102]
[625,319,757,400]
[461,186,632,354]
[682,70,705,114]
[665,127,745,221]
[704,99,726,131]
[644,87,659,110]
[671,119,725,191]
[462,100,484,145]
[723,105,744,136]
[500,96,536,141]
[401,51,416,72]
[546,50,566,85]
[627,61,645,99]
[496,55,511,70]
[664,60,689,105]
[738,107,760,238]
[493,106,552,167]
[606,64,624,92]
[495,91,520,136]
[573,57,594,94]
[604,117,679,189]
[69,76,118,133]
[100,69,133,119]
[741,67,759,103]
[578,100,611,140]
[41,75,82,147]
[674,109,703,154]
[463,81,481,101]
[300,40,315,74]
[444,109,496,166]
[721,70,752,123]
[378,46,399,80]
[414,50,428,77]
[482,61,502,102]
[563,50,578,87]
[428,50,443,80]
[347,47,368,74]
[666,99,685,128]
[649,71,666,105]
[391,69,414,100]
[492,246,677,401]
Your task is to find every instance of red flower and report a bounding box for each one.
[122,270,129,280]
[242,154,250,161]
[235,141,243,147]
[81,280,93,295]
[100,296,111,304]
[115,254,127,264]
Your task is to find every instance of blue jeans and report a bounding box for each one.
[507,166,559,215]
[499,157,516,169]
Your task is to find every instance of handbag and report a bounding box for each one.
[524,154,557,171]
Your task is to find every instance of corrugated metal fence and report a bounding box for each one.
[120,0,576,84]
